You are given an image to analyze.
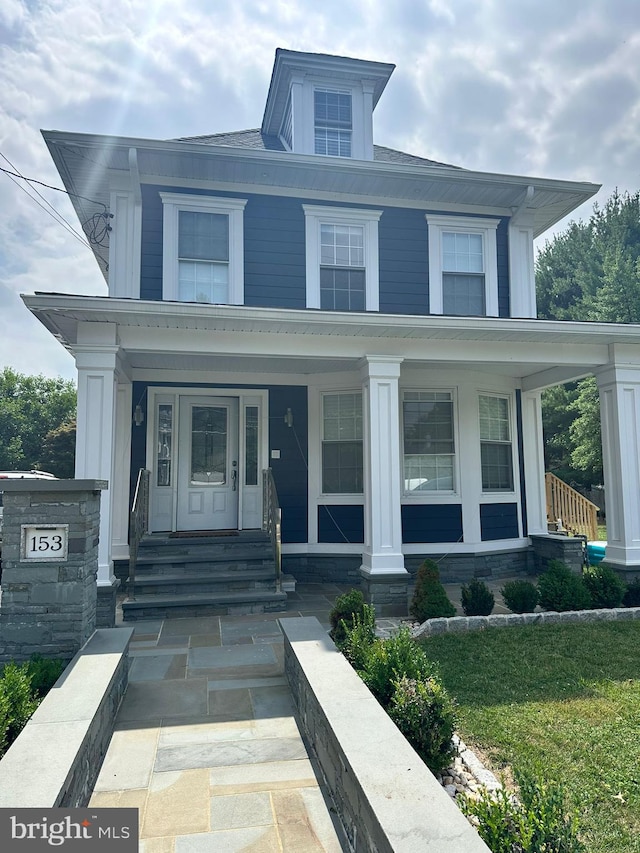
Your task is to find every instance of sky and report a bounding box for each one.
[1,0,639,383]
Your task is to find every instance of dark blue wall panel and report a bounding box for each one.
[401,504,463,543]
[480,503,519,541]
[128,381,308,543]
[139,186,511,316]
[318,505,364,543]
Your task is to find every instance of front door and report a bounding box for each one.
[177,396,239,531]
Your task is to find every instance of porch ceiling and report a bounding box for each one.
[24,294,640,390]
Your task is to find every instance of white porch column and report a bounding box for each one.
[359,356,407,576]
[74,324,119,587]
[520,390,548,536]
[596,359,640,567]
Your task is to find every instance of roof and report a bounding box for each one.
[173,128,461,169]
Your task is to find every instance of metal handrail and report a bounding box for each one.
[128,468,150,600]
[545,472,599,542]
[262,468,282,590]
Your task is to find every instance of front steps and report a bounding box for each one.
[121,530,288,621]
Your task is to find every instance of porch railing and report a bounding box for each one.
[545,472,599,542]
[262,468,282,590]
[127,468,150,600]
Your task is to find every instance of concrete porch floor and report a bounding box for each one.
[91,578,520,851]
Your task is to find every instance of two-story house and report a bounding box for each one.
[25,49,640,621]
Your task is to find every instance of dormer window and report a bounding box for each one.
[314,89,352,157]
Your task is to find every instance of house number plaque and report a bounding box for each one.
[21,525,69,562]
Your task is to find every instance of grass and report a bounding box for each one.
[420,621,640,853]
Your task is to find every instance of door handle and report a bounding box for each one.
[231,464,237,491]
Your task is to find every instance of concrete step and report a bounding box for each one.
[121,589,288,621]
[128,569,279,597]
[138,531,271,558]
[134,550,275,575]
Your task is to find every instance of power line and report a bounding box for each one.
[0,162,108,212]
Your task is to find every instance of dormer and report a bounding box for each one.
[262,49,395,161]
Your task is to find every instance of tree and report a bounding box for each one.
[537,189,640,486]
[0,368,76,477]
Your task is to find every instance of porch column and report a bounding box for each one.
[596,358,640,568]
[74,324,120,589]
[520,390,547,536]
[359,357,409,615]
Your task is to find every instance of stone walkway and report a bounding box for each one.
[90,584,355,852]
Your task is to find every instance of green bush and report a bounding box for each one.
[0,663,39,755]
[361,626,436,707]
[409,560,456,622]
[387,675,456,773]
[501,579,539,614]
[623,578,640,607]
[582,564,625,609]
[25,655,65,699]
[537,560,592,612]
[341,606,377,671]
[460,579,495,616]
[462,766,585,852]
[329,588,372,648]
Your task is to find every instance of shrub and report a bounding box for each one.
[341,606,377,671]
[25,655,65,699]
[460,579,495,616]
[501,579,539,614]
[462,766,585,852]
[387,675,456,773]
[537,560,592,612]
[361,626,436,707]
[410,560,456,622]
[330,589,371,648]
[623,578,640,607]
[0,663,39,756]
[582,564,625,609]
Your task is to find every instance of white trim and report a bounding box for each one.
[508,220,536,318]
[426,214,499,317]
[303,204,382,311]
[160,193,247,305]
[108,190,141,298]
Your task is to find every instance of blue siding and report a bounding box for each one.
[401,504,463,543]
[128,381,308,543]
[138,186,511,316]
[318,505,364,543]
[480,503,519,541]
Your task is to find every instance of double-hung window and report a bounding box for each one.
[426,215,499,317]
[303,205,382,311]
[322,393,363,494]
[314,89,352,157]
[479,395,514,491]
[402,391,455,493]
[161,193,247,304]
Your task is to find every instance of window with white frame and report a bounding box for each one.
[402,391,455,493]
[322,392,363,494]
[479,394,514,491]
[425,215,499,317]
[161,193,247,304]
[314,89,352,157]
[303,205,382,311]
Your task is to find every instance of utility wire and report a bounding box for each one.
[0,162,108,212]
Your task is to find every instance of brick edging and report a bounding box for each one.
[412,607,640,638]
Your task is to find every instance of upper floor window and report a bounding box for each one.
[479,394,514,492]
[426,215,499,317]
[161,193,247,305]
[303,205,382,311]
[314,89,352,157]
[402,391,456,494]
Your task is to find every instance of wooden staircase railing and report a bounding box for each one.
[545,472,599,542]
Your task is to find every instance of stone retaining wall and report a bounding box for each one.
[281,616,490,853]
[0,627,133,808]
[412,606,640,638]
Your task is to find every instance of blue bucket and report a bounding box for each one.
[586,542,606,566]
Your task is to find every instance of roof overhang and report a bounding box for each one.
[42,129,600,282]
[23,294,640,391]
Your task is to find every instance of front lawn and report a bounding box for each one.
[420,621,640,853]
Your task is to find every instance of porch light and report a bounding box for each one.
[133,404,145,427]
[284,408,294,428]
